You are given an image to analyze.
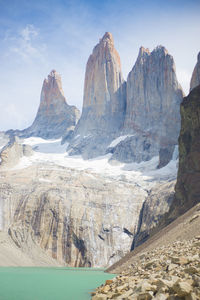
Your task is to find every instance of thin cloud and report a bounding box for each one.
[6,24,46,62]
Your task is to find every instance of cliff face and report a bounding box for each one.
[125,46,183,139]
[111,46,183,165]
[190,52,200,91]
[169,84,200,220]
[76,32,125,135]
[131,180,175,250]
[0,163,147,267]
[69,39,183,163]
[130,86,200,250]
[67,32,126,158]
[7,70,80,139]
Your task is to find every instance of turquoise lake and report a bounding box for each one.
[0,267,115,300]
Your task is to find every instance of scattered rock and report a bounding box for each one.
[92,238,200,300]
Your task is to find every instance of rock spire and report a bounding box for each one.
[80,32,126,134]
[7,70,80,139]
[110,45,183,165]
[27,70,80,139]
[124,45,183,144]
[67,32,126,158]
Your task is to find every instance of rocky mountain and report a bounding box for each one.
[190,52,200,91]
[7,70,80,139]
[0,32,196,272]
[104,84,200,277]
[67,34,183,166]
[110,46,183,165]
[0,134,177,267]
[120,86,200,256]
[166,84,200,222]
[67,32,126,158]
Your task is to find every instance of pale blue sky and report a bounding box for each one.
[0,0,200,130]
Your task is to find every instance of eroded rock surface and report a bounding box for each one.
[0,163,147,267]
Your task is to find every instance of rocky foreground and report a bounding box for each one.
[92,236,200,299]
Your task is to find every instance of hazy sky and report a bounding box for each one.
[0,0,200,131]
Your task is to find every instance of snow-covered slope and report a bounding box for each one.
[12,137,179,191]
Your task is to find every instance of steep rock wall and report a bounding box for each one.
[0,164,147,267]
[168,84,200,221]
[67,32,126,158]
[111,46,183,165]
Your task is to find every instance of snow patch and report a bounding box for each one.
[108,135,133,148]
[38,178,52,183]
[22,137,67,154]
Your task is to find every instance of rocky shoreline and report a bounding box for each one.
[92,236,200,299]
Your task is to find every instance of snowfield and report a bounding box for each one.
[108,135,134,148]
[8,137,179,190]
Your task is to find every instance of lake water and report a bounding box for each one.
[0,267,115,300]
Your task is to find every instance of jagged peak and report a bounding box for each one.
[101,32,113,43]
[41,70,65,101]
[138,46,150,57]
[43,70,62,87]
[152,45,169,55]
[92,32,118,61]
[48,69,61,80]
[136,45,171,65]
[49,69,57,76]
